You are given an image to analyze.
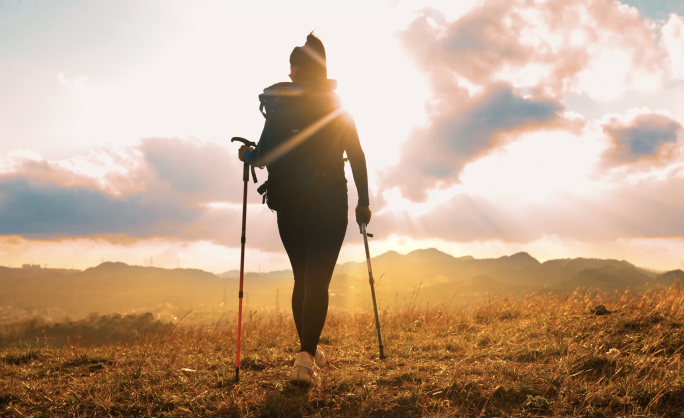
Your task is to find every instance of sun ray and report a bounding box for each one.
[260,107,345,166]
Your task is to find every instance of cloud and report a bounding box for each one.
[602,111,683,164]
[662,14,684,79]
[369,102,684,247]
[0,175,196,238]
[373,166,684,244]
[57,72,89,91]
[400,1,665,100]
[139,137,248,201]
[380,0,676,202]
[0,137,384,253]
[0,138,277,245]
[1,138,252,202]
[381,83,564,200]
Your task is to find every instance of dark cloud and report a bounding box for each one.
[603,113,682,163]
[381,82,563,201]
[0,138,276,246]
[445,86,562,155]
[0,176,196,238]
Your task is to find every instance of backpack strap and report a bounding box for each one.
[259,101,267,119]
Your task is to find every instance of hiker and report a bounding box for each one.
[238,33,371,387]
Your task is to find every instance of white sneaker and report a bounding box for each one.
[288,352,319,388]
[315,346,327,367]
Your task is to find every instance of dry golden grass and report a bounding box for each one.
[2,284,684,417]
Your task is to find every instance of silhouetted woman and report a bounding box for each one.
[238,33,371,387]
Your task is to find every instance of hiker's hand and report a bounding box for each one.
[356,205,371,228]
[238,145,253,162]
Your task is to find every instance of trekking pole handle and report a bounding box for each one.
[231,137,258,183]
[231,137,257,147]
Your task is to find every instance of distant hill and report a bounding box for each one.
[654,269,684,286]
[0,251,675,323]
[334,248,658,292]
[0,263,231,322]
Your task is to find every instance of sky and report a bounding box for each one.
[1,0,684,273]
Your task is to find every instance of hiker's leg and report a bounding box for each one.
[299,204,347,355]
[277,209,308,342]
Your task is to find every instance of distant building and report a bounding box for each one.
[22,264,41,270]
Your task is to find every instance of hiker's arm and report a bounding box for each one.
[342,113,370,208]
[242,122,268,167]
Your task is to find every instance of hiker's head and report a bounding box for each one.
[289,32,326,82]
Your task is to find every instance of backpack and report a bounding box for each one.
[257,82,306,167]
[255,81,343,211]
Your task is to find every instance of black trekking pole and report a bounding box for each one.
[361,223,386,360]
[231,136,258,382]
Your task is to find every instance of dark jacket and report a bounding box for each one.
[245,79,369,207]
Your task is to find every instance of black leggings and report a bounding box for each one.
[277,190,347,355]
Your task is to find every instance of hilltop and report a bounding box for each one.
[2,282,684,416]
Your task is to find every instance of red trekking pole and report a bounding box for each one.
[231,136,258,382]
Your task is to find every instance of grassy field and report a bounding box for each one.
[2,284,684,417]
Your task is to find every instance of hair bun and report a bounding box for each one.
[305,32,326,60]
[290,32,327,79]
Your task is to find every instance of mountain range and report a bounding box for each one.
[1,249,681,322]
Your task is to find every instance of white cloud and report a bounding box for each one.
[662,14,684,79]
[56,72,89,91]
